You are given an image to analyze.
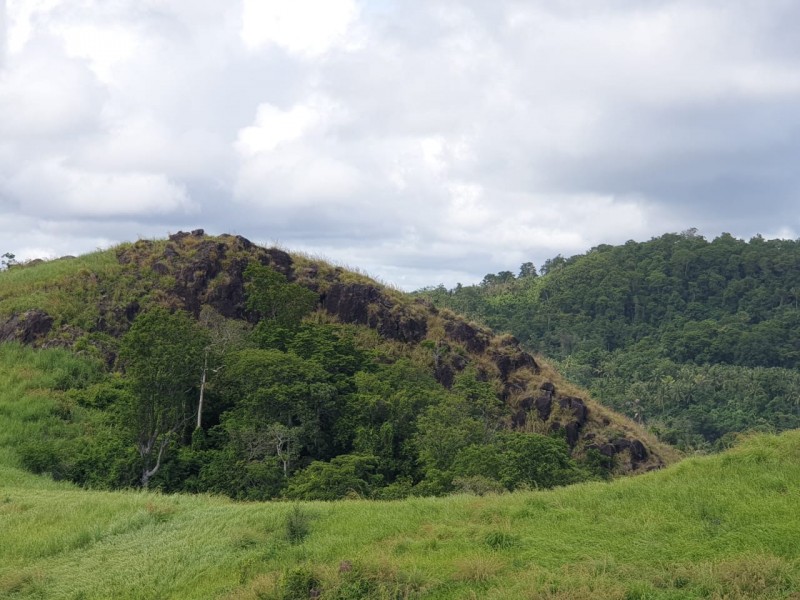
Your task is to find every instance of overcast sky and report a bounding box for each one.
[2,1,800,289]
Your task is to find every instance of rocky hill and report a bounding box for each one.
[0,231,675,496]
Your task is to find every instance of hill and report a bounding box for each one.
[420,231,800,451]
[0,231,672,500]
[1,345,798,598]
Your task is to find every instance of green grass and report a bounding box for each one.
[0,250,122,328]
[1,344,799,599]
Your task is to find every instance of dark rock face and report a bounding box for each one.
[558,396,588,446]
[559,396,588,424]
[492,348,538,381]
[434,362,455,389]
[323,283,381,325]
[114,234,297,321]
[512,408,527,428]
[592,438,648,462]
[534,395,553,421]
[444,321,490,354]
[630,439,648,461]
[0,310,54,345]
[322,283,427,343]
[534,382,556,420]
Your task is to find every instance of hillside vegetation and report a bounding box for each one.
[0,231,672,501]
[420,231,800,451]
[1,344,799,599]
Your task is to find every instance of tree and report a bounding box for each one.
[118,308,208,488]
[244,262,318,329]
[1,252,16,270]
[519,262,538,278]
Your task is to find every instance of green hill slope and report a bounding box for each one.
[420,231,800,450]
[0,231,673,502]
[1,345,798,599]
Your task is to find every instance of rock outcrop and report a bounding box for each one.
[0,310,54,345]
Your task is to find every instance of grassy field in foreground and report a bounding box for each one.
[1,345,800,599]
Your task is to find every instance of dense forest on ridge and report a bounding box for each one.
[419,230,800,451]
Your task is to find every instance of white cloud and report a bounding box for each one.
[7,160,194,218]
[0,39,104,138]
[3,0,800,290]
[240,0,359,57]
[236,102,322,156]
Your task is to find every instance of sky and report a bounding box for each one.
[2,0,800,290]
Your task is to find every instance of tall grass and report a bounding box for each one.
[0,250,121,327]
[1,342,798,600]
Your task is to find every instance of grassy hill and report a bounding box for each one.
[1,344,799,599]
[0,232,675,504]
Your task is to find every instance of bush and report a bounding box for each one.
[285,504,311,544]
[279,566,319,600]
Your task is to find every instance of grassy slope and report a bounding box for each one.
[1,345,799,599]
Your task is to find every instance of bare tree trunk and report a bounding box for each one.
[196,350,208,430]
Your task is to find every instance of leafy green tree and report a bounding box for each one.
[285,454,381,500]
[118,308,208,488]
[244,263,318,349]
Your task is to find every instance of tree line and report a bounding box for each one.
[419,231,800,450]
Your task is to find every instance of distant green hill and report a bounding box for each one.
[0,231,671,502]
[1,343,798,599]
[419,231,800,450]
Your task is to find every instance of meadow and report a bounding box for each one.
[1,344,799,599]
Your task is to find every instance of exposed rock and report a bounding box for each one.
[592,438,648,462]
[444,320,490,354]
[174,241,227,315]
[534,395,553,421]
[434,362,455,389]
[263,248,293,277]
[452,354,468,371]
[611,438,632,453]
[169,231,190,242]
[630,439,648,461]
[512,408,527,429]
[558,396,588,446]
[559,396,588,425]
[598,444,616,457]
[323,283,382,325]
[565,422,581,446]
[540,382,556,394]
[323,283,427,343]
[492,348,538,381]
[151,262,169,275]
[0,310,54,345]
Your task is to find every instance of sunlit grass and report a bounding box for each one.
[1,342,798,599]
[0,250,121,327]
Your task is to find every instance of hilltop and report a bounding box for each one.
[0,230,673,500]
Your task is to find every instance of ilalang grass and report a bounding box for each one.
[1,345,799,599]
[0,249,121,328]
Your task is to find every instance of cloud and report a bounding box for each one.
[3,0,800,289]
[6,159,194,219]
[240,0,359,57]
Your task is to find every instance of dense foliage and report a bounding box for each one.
[420,231,800,450]
[11,264,600,499]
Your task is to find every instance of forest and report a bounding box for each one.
[419,230,800,450]
[3,234,647,500]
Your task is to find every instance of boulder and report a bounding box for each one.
[0,310,54,345]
